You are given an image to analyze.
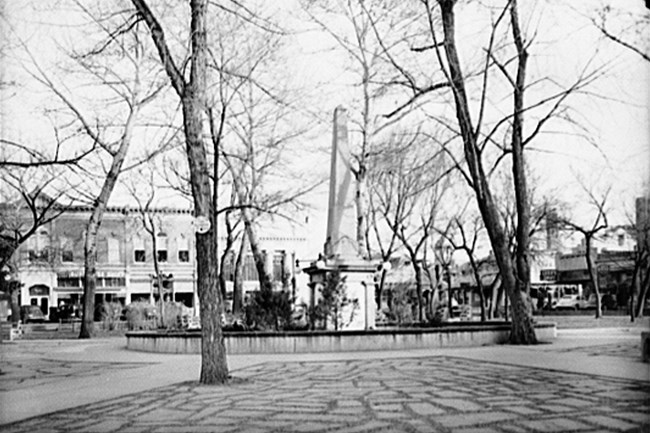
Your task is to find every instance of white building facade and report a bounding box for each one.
[13,205,313,320]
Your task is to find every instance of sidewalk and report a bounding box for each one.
[0,326,648,432]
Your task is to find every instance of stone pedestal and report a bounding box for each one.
[304,259,376,330]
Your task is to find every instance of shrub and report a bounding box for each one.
[124,301,157,330]
[100,302,123,331]
[310,271,359,330]
[244,290,294,331]
[162,302,185,330]
[384,282,415,326]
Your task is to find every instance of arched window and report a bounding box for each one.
[107,237,120,263]
[133,237,146,263]
[177,235,190,262]
[60,237,74,262]
[28,229,50,262]
[156,232,168,263]
[37,230,50,250]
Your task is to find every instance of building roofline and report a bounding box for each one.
[60,205,194,215]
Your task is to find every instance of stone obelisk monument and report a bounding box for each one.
[305,106,376,330]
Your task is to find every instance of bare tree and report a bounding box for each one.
[0,174,74,322]
[370,132,449,322]
[215,79,318,311]
[365,0,603,343]
[590,3,650,63]
[559,186,611,319]
[131,0,230,384]
[218,206,242,309]
[367,192,400,309]
[7,3,167,338]
[441,206,490,322]
[126,169,173,328]
[232,225,248,316]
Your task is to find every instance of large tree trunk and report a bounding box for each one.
[414,260,424,322]
[507,0,537,342]
[438,0,536,343]
[218,211,236,302]
[469,258,487,322]
[185,1,228,384]
[629,255,642,321]
[151,232,165,328]
[233,228,247,315]
[241,208,273,294]
[0,247,21,324]
[355,168,368,258]
[132,0,229,384]
[584,236,603,318]
[375,268,386,310]
[80,220,98,339]
[0,237,21,324]
[487,276,502,319]
[635,266,649,318]
[9,286,20,325]
[79,108,137,339]
[218,251,229,303]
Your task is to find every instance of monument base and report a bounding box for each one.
[304,258,377,330]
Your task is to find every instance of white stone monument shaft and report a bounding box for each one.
[325,106,359,260]
[308,105,376,330]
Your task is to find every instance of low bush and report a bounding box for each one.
[162,302,185,330]
[124,301,157,330]
[100,302,123,331]
[384,282,415,326]
[244,290,293,331]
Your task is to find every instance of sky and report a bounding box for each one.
[1,1,648,257]
[284,0,650,240]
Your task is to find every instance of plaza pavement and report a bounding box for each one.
[0,325,648,432]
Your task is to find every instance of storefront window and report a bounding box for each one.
[57,277,82,287]
[100,277,126,287]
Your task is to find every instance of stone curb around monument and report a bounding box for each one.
[125,322,557,354]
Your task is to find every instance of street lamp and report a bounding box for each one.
[434,239,454,318]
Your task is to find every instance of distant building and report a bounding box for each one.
[11,205,312,320]
[555,225,637,306]
[445,220,639,312]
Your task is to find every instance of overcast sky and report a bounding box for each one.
[1,1,648,247]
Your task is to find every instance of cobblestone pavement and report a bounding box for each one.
[557,340,641,360]
[0,340,154,392]
[0,358,152,392]
[2,355,648,433]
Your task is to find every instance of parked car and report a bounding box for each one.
[20,305,46,323]
[56,303,81,321]
[554,294,587,310]
[579,294,612,310]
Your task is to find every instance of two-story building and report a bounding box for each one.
[13,205,313,320]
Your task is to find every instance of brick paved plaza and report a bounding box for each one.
[0,326,649,432]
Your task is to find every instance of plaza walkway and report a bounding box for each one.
[0,325,648,432]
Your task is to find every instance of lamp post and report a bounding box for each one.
[434,239,454,319]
